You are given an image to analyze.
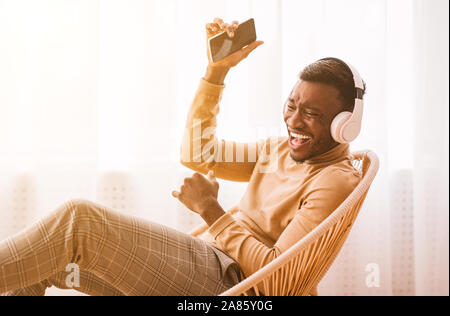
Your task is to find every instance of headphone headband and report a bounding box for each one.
[318,57,364,96]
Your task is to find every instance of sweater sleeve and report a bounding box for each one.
[207,166,361,279]
[180,78,265,182]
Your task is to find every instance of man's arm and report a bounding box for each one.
[204,65,229,85]
[180,18,264,182]
[207,166,361,279]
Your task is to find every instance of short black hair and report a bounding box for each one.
[299,57,366,112]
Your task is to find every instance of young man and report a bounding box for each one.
[0,19,363,296]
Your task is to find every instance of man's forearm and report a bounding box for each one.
[204,65,230,85]
[197,197,226,226]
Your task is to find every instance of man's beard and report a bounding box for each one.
[289,152,307,164]
[289,139,339,164]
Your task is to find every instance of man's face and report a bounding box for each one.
[283,80,345,162]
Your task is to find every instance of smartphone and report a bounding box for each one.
[208,18,257,63]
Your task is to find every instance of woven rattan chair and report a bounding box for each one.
[190,150,379,296]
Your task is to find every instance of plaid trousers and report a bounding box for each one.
[0,199,241,296]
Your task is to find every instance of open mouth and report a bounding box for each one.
[289,131,312,150]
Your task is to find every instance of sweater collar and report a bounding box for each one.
[291,143,350,166]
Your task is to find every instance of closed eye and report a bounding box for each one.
[285,102,295,111]
[303,108,321,117]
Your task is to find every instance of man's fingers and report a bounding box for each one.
[223,24,234,37]
[206,22,221,35]
[205,23,215,34]
[232,40,264,60]
[242,40,264,56]
[172,190,180,198]
[248,40,264,50]
[208,170,219,189]
[210,18,239,37]
[213,17,224,28]
[229,21,239,36]
[206,22,236,38]
[207,19,242,40]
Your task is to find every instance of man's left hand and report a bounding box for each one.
[172,170,225,226]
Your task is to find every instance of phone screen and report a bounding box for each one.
[208,19,257,63]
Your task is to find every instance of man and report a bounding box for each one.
[0,18,363,296]
[172,18,363,280]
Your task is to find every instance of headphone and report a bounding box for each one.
[320,58,365,144]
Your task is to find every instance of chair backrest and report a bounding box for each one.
[219,150,379,296]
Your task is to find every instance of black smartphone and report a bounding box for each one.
[208,18,257,63]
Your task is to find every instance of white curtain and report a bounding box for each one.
[0,0,448,296]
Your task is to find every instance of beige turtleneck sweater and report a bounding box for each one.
[181,78,362,279]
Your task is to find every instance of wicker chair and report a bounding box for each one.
[190,150,379,296]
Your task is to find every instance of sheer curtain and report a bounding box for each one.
[0,0,448,296]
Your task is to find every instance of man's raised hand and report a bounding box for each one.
[204,18,264,84]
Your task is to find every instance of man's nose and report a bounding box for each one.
[287,110,306,129]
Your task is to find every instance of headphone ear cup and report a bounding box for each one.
[331,111,352,143]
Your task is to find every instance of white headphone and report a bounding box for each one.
[324,58,365,144]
